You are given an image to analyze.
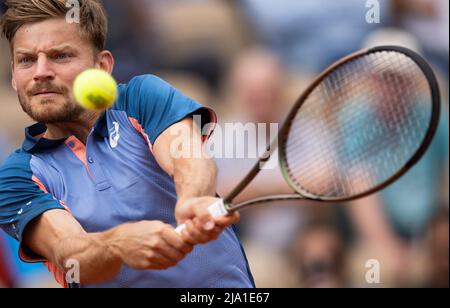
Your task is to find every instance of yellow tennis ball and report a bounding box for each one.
[73,69,118,111]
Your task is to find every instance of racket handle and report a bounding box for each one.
[175,199,228,234]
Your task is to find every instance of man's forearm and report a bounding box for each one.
[159,119,239,243]
[153,117,218,205]
[173,156,217,205]
[26,208,189,286]
[53,228,123,285]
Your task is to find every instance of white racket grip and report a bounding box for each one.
[175,199,228,234]
[208,199,229,217]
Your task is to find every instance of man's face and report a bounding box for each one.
[11,18,97,123]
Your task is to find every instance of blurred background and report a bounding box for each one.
[0,0,448,288]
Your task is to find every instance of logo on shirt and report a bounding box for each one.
[109,121,121,149]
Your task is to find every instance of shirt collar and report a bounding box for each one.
[93,111,109,138]
[22,111,109,153]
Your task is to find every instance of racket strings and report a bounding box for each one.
[283,51,433,198]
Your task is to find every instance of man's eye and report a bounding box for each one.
[54,53,70,60]
[19,57,34,64]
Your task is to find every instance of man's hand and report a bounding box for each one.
[175,197,240,245]
[107,221,194,270]
[24,210,194,285]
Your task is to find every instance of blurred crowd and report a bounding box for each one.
[0,0,448,288]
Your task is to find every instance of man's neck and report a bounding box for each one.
[43,111,102,144]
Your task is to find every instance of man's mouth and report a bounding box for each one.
[33,90,61,97]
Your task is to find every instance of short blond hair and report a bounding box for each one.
[1,0,108,51]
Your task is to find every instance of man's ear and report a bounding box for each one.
[11,78,17,91]
[11,61,17,92]
[96,50,115,75]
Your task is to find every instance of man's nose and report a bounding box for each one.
[33,55,55,82]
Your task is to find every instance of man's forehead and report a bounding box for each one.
[13,18,85,53]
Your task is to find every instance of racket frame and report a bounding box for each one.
[225,46,441,212]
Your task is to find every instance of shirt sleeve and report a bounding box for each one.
[0,150,65,242]
[115,75,216,144]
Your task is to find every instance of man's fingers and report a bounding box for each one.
[144,251,177,270]
[214,212,240,228]
[185,219,211,244]
[180,222,198,245]
[184,212,238,245]
[192,205,216,231]
[192,218,222,241]
[156,241,186,263]
[176,198,240,246]
[161,227,194,254]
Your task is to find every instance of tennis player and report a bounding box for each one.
[0,0,254,288]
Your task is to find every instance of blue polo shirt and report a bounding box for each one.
[0,75,254,288]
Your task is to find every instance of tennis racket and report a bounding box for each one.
[176,45,441,233]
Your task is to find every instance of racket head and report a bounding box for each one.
[278,46,441,202]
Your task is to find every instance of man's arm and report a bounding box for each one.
[24,209,193,285]
[153,117,239,245]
